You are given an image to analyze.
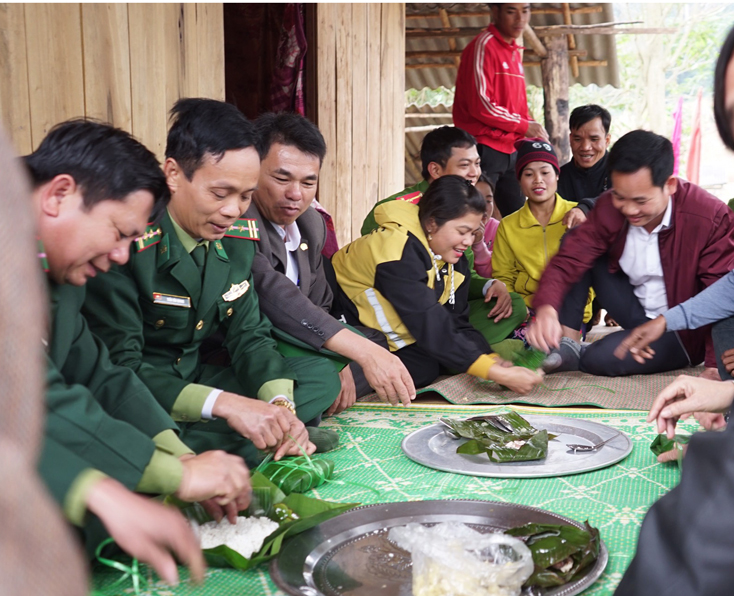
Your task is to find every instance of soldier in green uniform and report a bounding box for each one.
[84,99,340,465]
[27,120,254,580]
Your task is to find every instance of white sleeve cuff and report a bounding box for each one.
[269,394,295,407]
[482,279,496,296]
[201,388,223,420]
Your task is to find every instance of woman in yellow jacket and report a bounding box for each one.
[492,139,593,343]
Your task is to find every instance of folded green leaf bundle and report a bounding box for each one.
[442,409,554,463]
[505,521,600,588]
[259,457,334,494]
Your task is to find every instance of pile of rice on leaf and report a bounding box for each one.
[505,522,601,589]
[441,409,555,463]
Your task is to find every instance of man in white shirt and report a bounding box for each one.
[527,130,734,377]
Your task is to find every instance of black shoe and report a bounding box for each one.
[542,337,582,373]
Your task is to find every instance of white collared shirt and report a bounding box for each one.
[618,197,673,318]
[270,220,301,286]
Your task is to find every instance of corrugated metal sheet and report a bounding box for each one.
[403,3,621,184]
[405,3,620,90]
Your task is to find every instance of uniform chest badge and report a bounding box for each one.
[153,293,192,308]
[222,280,250,302]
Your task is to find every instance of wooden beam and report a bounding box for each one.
[523,23,547,58]
[438,7,460,69]
[405,6,602,19]
[406,124,446,133]
[561,3,580,79]
[541,35,570,163]
[406,27,485,40]
[525,60,608,68]
[406,23,674,39]
[408,59,607,70]
[405,113,453,119]
[406,48,587,60]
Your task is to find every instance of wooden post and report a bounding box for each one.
[540,35,570,164]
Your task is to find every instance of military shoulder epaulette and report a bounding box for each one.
[224,218,260,240]
[134,223,162,252]
[396,190,423,205]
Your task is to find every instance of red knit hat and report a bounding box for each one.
[514,138,560,179]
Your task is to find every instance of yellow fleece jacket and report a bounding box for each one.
[492,194,593,323]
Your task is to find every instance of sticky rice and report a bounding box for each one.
[198,516,279,559]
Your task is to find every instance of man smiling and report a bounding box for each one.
[84,99,338,465]
[527,130,734,377]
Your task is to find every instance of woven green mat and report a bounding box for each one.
[92,403,696,596]
[359,367,705,410]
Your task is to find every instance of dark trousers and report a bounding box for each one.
[712,317,734,380]
[559,256,690,376]
[478,144,526,216]
[392,342,444,389]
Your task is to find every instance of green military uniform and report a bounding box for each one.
[361,180,527,345]
[40,270,194,557]
[83,211,339,465]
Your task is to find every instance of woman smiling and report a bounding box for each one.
[331,175,543,394]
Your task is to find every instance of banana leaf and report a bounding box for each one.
[511,347,547,371]
[505,521,600,588]
[259,457,334,494]
[650,433,690,457]
[443,409,555,463]
[182,471,359,570]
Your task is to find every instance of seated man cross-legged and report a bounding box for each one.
[527,129,734,377]
[83,98,337,466]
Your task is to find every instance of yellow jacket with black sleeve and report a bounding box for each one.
[491,194,594,322]
[332,200,498,379]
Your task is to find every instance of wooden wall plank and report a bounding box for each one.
[24,4,85,149]
[350,3,368,240]
[364,4,383,227]
[181,3,225,100]
[0,3,32,154]
[334,4,353,247]
[316,3,338,229]
[81,4,132,130]
[128,4,176,160]
[378,4,395,201]
[382,3,405,198]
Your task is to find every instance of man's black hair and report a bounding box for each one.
[569,104,612,134]
[256,112,326,164]
[608,130,674,188]
[24,119,169,220]
[714,26,734,151]
[419,174,485,229]
[165,98,259,180]
[420,126,477,181]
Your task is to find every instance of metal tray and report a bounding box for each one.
[270,499,608,596]
[402,415,632,478]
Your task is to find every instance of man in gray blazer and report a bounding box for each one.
[245,112,415,415]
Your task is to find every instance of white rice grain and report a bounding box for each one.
[198,516,279,559]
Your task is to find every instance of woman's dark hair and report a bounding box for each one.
[165,98,259,180]
[714,26,734,150]
[476,172,495,192]
[24,119,169,219]
[608,130,674,188]
[419,175,486,230]
[256,112,326,164]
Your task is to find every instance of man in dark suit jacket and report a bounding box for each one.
[246,113,416,414]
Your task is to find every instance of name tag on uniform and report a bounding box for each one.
[222,280,250,302]
[152,292,192,308]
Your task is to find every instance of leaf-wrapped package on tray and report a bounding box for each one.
[182,471,358,569]
[505,521,600,588]
[442,408,555,463]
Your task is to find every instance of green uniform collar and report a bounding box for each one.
[168,210,229,262]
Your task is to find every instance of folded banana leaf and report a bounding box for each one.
[505,521,600,588]
[511,347,547,371]
[181,471,359,569]
[650,433,690,457]
[442,409,555,463]
[259,456,334,494]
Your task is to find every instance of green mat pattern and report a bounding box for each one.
[359,367,706,410]
[92,403,697,596]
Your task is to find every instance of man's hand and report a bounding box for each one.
[526,122,549,142]
[722,348,734,376]
[657,444,687,463]
[487,359,544,394]
[526,305,562,353]
[356,341,416,406]
[86,478,205,585]
[613,315,667,363]
[472,221,486,246]
[212,392,314,460]
[484,280,513,322]
[700,367,722,382]
[326,366,357,416]
[175,451,251,518]
[646,375,734,438]
[562,207,587,229]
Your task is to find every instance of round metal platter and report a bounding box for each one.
[401,415,632,478]
[270,499,608,596]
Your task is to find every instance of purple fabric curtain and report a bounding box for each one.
[270,4,307,114]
